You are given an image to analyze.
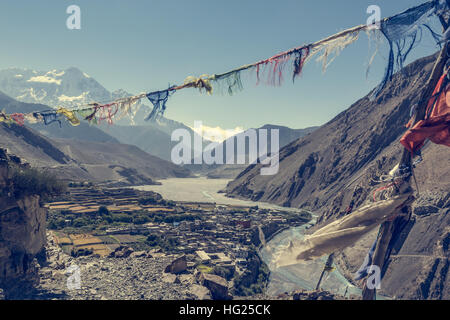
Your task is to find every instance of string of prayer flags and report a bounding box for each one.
[0,1,447,128]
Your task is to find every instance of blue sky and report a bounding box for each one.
[0,0,443,130]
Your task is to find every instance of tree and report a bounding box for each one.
[98,206,110,216]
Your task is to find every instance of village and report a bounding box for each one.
[45,185,312,278]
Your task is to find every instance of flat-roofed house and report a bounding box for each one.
[196,250,211,263]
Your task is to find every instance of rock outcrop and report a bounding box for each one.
[198,273,231,300]
[0,149,47,295]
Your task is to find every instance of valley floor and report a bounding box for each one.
[19,180,311,300]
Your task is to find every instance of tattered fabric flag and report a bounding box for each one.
[365,29,384,79]
[145,88,174,121]
[255,54,291,86]
[10,113,25,126]
[114,94,145,124]
[75,108,96,125]
[99,103,119,125]
[401,71,450,153]
[309,27,362,73]
[37,110,62,127]
[371,0,444,98]
[182,75,213,94]
[273,193,412,268]
[0,110,14,125]
[292,46,310,82]
[56,107,80,126]
[212,71,244,95]
[83,105,100,124]
[24,113,41,124]
[239,45,310,87]
[90,103,119,125]
[439,25,450,44]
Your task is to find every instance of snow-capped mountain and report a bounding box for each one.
[0,67,113,108]
[0,67,209,161]
[0,67,176,126]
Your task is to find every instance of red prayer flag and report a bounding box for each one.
[400,72,450,153]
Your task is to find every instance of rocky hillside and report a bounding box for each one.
[226,53,450,299]
[0,121,191,185]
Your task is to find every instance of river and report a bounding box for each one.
[134,177,361,298]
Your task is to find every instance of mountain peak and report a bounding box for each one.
[64,67,85,76]
[0,66,111,108]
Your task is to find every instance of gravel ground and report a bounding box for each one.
[19,232,198,300]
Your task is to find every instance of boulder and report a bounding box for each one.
[199,273,231,300]
[161,273,179,284]
[164,255,187,274]
[109,246,134,258]
[189,284,211,300]
[178,274,194,285]
[130,251,147,258]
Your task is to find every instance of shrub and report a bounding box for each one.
[71,247,93,257]
[138,193,163,205]
[145,234,179,251]
[47,217,67,230]
[98,206,110,216]
[165,200,176,207]
[112,214,133,223]
[9,165,66,199]
[73,218,88,228]
[133,215,150,224]
[197,265,214,274]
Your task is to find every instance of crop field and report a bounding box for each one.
[70,234,103,246]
